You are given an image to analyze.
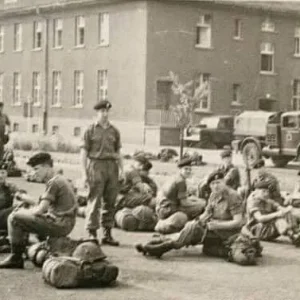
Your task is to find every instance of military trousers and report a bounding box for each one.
[85,159,119,231]
[8,208,75,245]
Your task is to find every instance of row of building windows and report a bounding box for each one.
[0,13,109,52]
[12,122,82,136]
[196,15,300,57]
[0,70,108,107]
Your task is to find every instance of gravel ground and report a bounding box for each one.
[0,151,300,300]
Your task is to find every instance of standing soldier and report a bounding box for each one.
[81,100,123,246]
[0,102,11,163]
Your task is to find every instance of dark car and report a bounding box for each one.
[183,115,234,149]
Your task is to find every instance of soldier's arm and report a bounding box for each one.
[115,129,123,175]
[224,168,240,187]
[207,213,243,230]
[31,200,50,215]
[80,128,91,179]
[252,210,282,223]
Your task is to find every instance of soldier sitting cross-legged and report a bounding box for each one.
[0,152,77,269]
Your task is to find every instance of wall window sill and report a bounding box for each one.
[74,45,85,49]
[13,49,22,53]
[194,109,213,114]
[33,103,41,107]
[51,104,62,108]
[195,45,214,50]
[231,102,243,107]
[53,46,63,50]
[32,48,42,52]
[293,54,300,58]
[233,37,243,41]
[12,103,21,107]
[260,71,277,76]
[98,43,109,48]
[261,30,279,34]
[0,51,5,54]
[71,105,83,109]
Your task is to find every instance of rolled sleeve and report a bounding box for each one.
[115,129,122,151]
[40,181,58,203]
[228,192,244,216]
[80,128,91,151]
[247,197,260,217]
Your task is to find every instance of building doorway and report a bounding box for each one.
[258,98,277,111]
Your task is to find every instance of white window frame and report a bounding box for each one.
[0,73,3,103]
[52,71,62,107]
[97,70,108,102]
[33,21,42,49]
[196,14,212,48]
[73,126,81,137]
[32,124,39,134]
[74,71,84,107]
[4,0,17,4]
[13,123,19,132]
[261,17,275,32]
[53,19,63,49]
[0,25,4,53]
[98,13,109,46]
[295,27,300,57]
[194,73,211,111]
[32,72,41,106]
[13,23,22,51]
[75,16,85,47]
[292,79,300,110]
[260,42,275,74]
[12,72,21,106]
[233,19,242,39]
[232,83,241,104]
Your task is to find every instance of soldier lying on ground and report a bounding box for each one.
[155,158,206,234]
[136,170,260,266]
[198,148,240,200]
[0,152,77,269]
[114,155,157,231]
[242,180,300,247]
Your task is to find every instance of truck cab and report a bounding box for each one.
[262,111,300,167]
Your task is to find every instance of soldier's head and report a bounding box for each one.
[207,170,225,193]
[220,147,232,166]
[0,102,3,113]
[27,152,54,182]
[0,169,7,185]
[133,155,149,172]
[94,100,112,123]
[177,158,193,178]
[254,180,270,199]
[139,160,153,177]
[253,158,265,170]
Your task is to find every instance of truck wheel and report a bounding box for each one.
[271,157,289,168]
[242,142,261,167]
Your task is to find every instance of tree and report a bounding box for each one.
[169,71,209,159]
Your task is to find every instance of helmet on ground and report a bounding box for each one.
[72,240,106,262]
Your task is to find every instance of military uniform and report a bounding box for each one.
[81,107,121,238]
[0,112,10,162]
[217,164,241,190]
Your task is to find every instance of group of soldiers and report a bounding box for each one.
[0,100,299,272]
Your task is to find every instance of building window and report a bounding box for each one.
[32,124,39,133]
[32,72,41,106]
[260,42,274,73]
[13,123,19,132]
[52,71,62,106]
[4,0,17,3]
[33,21,42,49]
[52,125,59,134]
[195,73,211,111]
[233,19,242,39]
[232,84,241,104]
[98,13,109,46]
[73,127,81,137]
[13,23,22,51]
[0,25,4,52]
[292,79,300,110]
[53,19,63,48]
[261,17,275,32]
[12,72,21,105]
[196,14,212,48]
[74,71,84,107]
[97,70,108,101]
[295,27,300,56]
[75,16,85,47]
[0,73,3,103]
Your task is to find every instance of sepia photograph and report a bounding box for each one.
[0,0,300,299]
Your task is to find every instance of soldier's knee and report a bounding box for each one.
[115,208,138,231]
[132,205,157,231]
[8,210,22,225]
[155,211,188,234]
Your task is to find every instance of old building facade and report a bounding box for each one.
[0,0,300,144]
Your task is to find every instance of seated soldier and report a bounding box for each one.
[251,159,283,205]
[242,180,300,246]
[136,171,258,266]
[155,158,207,234]
[0,152,77,269]
[115,156,158,231]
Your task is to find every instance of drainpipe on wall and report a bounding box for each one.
[42,17,49,135]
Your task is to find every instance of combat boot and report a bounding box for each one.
[101,228,119,246]
[0,244,25,269]
[142,240,174,258]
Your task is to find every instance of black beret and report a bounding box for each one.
[133,154,149,165]
[254,180,270,190]
[0,102,4,107]
[220,149,232,158]
[177,157,193,168]
[27,152,52,167]
[253,158,265,169]
[207,170,224,185]
[142,161,153,172]
[94,100,112,111]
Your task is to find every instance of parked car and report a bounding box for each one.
[183,115,234,149]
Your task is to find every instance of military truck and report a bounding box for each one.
[262,111,300,167]
[231,110,281,166]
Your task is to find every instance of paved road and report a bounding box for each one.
[1,154,300,300]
